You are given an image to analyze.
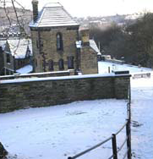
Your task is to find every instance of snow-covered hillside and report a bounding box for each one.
[0,61,153,159]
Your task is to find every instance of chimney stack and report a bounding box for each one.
[80,28,89,46]
[32,0,39,22]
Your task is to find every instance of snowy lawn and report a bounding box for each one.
[0,100,128,159]
[99,61,153,159]
[131,78,153,159]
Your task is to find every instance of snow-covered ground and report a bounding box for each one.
[98,61,152,74]
[131,78,153,159]
[0,100,128,159]
[0,61,153,159]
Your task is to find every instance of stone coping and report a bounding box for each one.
[0,73,131,84]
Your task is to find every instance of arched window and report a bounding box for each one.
[49,59,54,71]
[34,59,37,67]
[68,56,74,69]
[56,33,63,51]
[59,59,64,70]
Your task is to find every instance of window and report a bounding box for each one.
[6,54,10,63]
[56,33,63,51]
[6,69,10,75]
[34,59,37,67]
[0,46,3,52]
[59,59,64,70]
[36,40,39,48]
[18,61,21,67]
[68,56,74,69]
[49,60,54,71]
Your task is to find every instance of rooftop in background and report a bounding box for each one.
[29,2,79,28]
[0,38,32,59]
[0,40,6,50]
[16,64,33,74]
[89,40,101,54]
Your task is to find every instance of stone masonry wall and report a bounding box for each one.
[80,46,98,74]
[0,74,131,113]
[0,70,73,80]
[31,27,79,72]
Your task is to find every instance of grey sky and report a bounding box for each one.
[16,0,153,17]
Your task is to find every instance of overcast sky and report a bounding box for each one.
[16,0,153,17]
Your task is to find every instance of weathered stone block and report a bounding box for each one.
[0,142,8,159]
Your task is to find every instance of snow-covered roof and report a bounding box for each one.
[0,40,6,50]
[89,40,101,54]
[29,2,79,28]
[75,39,101,54]
[16,65,33,74]
[6,39,32,59]
[76,41,82,48]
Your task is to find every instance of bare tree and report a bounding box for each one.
[0,0,32,52]
[0,0,32,38]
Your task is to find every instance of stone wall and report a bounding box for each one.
[0,70,73,80]
[31,26,98,75]
[0,74,131,113]
[80,46,98,74]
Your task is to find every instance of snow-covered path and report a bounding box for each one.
[131,79,153,159]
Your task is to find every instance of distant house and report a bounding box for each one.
[29,1,98,74]
[0,38,33,75]
[0,41,5,75]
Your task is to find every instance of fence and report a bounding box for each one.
[67,88,131,159]
[132,72,151,79]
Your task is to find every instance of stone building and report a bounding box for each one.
[0,38,33,75]
[0,41,5,75]
[29,1,98,74]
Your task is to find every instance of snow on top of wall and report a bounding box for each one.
[29,2,79,28]
[0,73,117,84]
[0,70,71,80]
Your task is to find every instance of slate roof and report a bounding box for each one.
[89,40,101,54]
[76,39,101,54]
[29,2,79,28]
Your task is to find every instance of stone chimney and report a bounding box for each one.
[80,28,89,46]
[32,0,39,22]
